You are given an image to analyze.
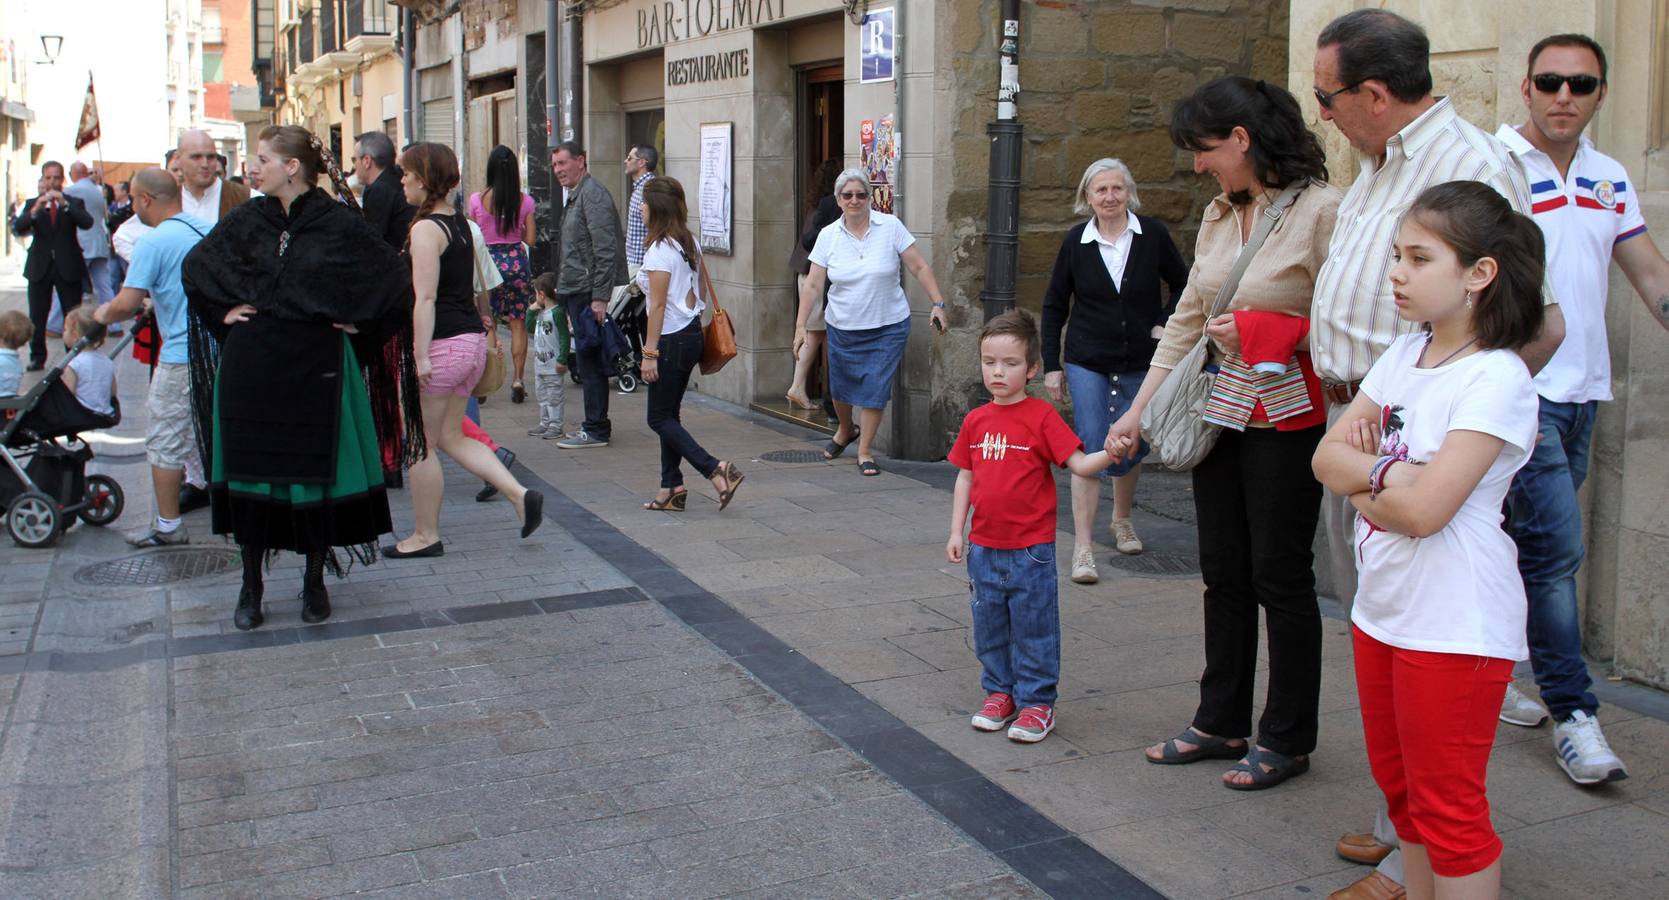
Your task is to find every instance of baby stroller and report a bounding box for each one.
[0,328,135,547]
[607,283,648,394]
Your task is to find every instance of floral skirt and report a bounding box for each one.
[487,243,534,319]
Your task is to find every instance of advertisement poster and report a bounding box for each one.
[860,8,894,84]
[860,115,896,214]
[698,122,732,254]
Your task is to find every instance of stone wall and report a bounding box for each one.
[929,0,1290,452]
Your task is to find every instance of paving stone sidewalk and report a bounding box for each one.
[470,381,1669,899]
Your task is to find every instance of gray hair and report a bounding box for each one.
[1073,158,1141,216]
[355,131,396,169]
[832,168,871,198]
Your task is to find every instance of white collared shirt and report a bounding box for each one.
[1310,98,1538,383]
[1496,124,1647,404]
[1080,211,1142,290]
[180,178,224,223]
[808,210,917,330]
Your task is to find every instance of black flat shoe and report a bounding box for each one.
[26,359,44,372]
[382,540,444,559]
[178,484,210,513]
[300,582,331,624]
[233,588,263,631]
[511,382,526,403]
[476,482,498,502]
[520,489,544,539]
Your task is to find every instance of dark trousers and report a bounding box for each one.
[647,320,719,489]
[562,293,611,439]
[1190,424,1325,757]
[27,276,81,363]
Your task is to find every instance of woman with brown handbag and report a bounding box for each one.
[635,177,743,511]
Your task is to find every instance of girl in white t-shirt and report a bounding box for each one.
[1313,181,1544,899]
[634,177,743,512]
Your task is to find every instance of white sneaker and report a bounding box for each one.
[1500,682,1548,727]
[1070,548,1098,584]
[1552,710,1629,785]
[1111,518,1143,555]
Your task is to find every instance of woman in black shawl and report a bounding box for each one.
[182,125,422,631]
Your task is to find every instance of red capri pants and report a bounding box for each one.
[1352,626,1514,877]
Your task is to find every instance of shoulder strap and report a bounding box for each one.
[696,249,721,315]
[165,215,207,238]
[1207,182,1304,319]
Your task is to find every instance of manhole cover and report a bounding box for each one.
[758,449,827,464]
[74,548,242,586]
[1102,551,1200,577]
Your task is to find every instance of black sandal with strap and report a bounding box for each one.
[1146,727,1248,766]
[1222,746,1310,791]
[823,429,860,460]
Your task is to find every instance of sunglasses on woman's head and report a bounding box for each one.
[1531,73,1602,96]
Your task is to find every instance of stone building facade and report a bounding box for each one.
[1288,0,1669,690]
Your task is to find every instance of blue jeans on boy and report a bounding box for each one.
[1503,398,1599,720]
[968,542,1061,707]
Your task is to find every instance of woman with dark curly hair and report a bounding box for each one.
[182,124,423,630]
[1105,76,1342,790]
[468,144,538,402]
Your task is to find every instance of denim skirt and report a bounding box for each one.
[826,317,910,409]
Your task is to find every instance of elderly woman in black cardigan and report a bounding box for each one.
[1041,158,1187,585]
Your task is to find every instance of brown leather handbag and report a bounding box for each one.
[697,252,736,375]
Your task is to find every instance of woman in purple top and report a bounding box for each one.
[468,145,538,403]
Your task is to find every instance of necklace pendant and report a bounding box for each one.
[278,231,291,257]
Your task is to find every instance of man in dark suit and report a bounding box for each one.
[353,131,413,249]
[12,161,93,369]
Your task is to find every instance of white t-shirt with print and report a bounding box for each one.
[1351,334,1539,660]
[808,210,916,330]
[634,238,707,336]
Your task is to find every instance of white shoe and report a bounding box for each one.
[1111,518,1143,555]
[1552,710,1629,785]
[1500,682,1548,727]
[1070,548,1098,584]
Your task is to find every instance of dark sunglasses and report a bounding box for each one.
[1531,73,1602,96]
[1313,80,1364,110]
[839,190,868,200]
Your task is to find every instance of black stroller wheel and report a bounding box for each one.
[618,371,638,393]
[7,491,61,548]
[79,474,125,526]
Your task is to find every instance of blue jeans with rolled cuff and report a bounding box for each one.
[1503,398,1599,721]
[968,542,1062,708]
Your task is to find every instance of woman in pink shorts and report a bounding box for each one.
[384,142,542,559]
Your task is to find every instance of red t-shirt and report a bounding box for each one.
[947,397,1083,549]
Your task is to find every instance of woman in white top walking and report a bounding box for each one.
[796,169,948,476]
[1313,181,1546,900]
[636,177,743,512]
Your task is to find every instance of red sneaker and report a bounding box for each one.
[971,692,1018,731]
[1008,704,1055,743]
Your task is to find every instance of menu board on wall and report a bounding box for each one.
[698,122,733,255]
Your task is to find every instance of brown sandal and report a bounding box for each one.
[642,490,687,512]
[716,462,745,510]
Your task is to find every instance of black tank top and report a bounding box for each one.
[425,212,485,340]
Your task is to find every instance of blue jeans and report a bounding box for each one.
[1062,363,1150,476]
[562,293,611,439]
[646,320,719,489]
[1504,399,1599,720]
[968,542,1061,707]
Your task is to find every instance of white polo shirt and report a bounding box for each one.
[1496,126,1648,404]
[809,210,916,330]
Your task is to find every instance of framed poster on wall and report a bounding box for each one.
[698,122,733,255]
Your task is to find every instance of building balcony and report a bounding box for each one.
[229,83,273,121]
[344,32,396,56]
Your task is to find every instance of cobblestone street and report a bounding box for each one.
[2,281,1666,898]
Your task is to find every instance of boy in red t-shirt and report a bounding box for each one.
[947,310,1129,742]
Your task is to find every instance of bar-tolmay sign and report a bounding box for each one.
[637,0,786,50]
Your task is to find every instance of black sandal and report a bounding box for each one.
[823,429,860,460]
[858,459,881,476]
[1145,727,1247,766]
[1222,746,1310,791]
[511,382,526,404]
[642,490,688,511]
[716,462,745,510]
[520,489,544,539]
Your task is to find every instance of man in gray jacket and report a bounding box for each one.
[550,141,628,448]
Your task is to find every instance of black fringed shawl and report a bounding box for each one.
[181,189,423,483]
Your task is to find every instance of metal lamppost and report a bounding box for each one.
[979,0,1021,321]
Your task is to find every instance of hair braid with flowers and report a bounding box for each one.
[307,131,361,212]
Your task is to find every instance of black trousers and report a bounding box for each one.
[562,293,611,439]
[27,276,81,363]
[647,320,719,489]
[1189,424,1325,757]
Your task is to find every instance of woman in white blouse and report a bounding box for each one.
[795,170,948,476]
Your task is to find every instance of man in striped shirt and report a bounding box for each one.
[1306,11,1565,900]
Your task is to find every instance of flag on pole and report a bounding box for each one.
[75,75,100,150]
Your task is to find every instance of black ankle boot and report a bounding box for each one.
[234,587,264,630]
[300,580,331,623]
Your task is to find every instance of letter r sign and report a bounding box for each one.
[860,8,894,84]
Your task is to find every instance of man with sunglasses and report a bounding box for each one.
[1305,11,1566,900]
[1490,34,1669,788]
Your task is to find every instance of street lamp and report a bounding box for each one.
[36,35,63,65]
